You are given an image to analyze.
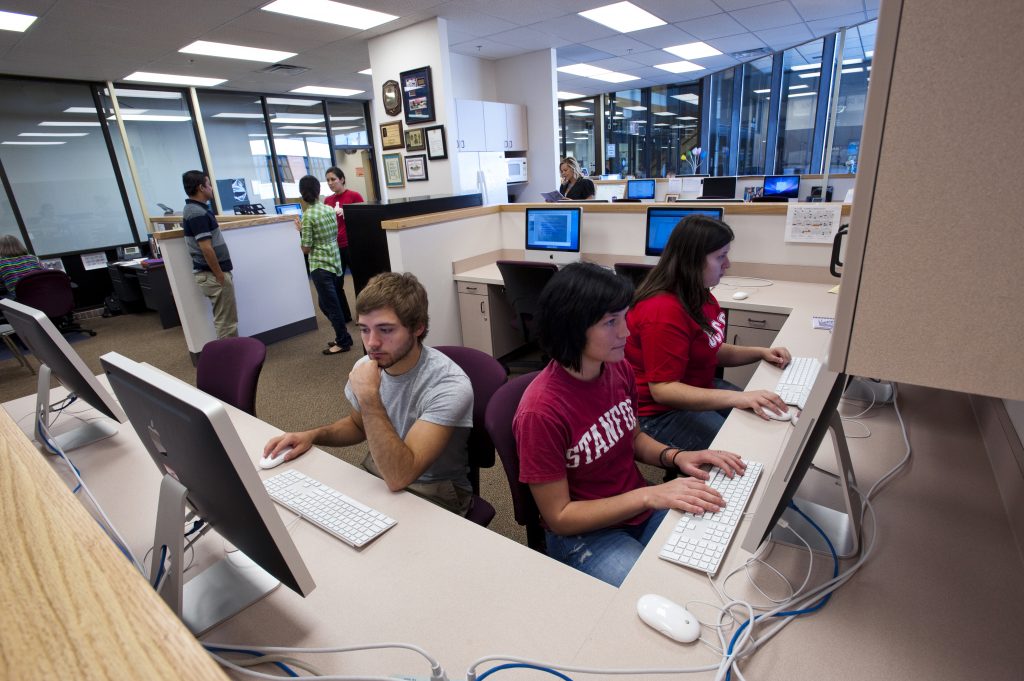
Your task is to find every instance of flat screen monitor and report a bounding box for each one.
[700,176,737,199]
[645,207,725,256]
[741,368,862,557]
[275,202,302,217]
[625,179,656,200]
[763,174,800,199]
[525,207,582,265]
[0,299,126,452]
[100,352,315,634]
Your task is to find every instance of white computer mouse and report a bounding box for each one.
[732,291,749,300]
[636,594,701,643]
[259,447,293,470]
[764,408,795,422]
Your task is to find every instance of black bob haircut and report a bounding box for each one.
[536,261,633,373]
[182,170,208,196]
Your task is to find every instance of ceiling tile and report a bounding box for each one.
[533,14,619,43]
[483,27,568,51]
[731,1,804,31]
[582,34,656,58]
[674,12,749,40]
[789,0,866,21]
[556,44,617,65]
[756,23,815,50]
[806,11,868,35]
[630,24,699,50]
[636,0,722,23]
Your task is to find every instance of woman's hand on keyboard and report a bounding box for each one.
[762,346,792,368]
[732,390,788,419]
[675,449,747,479]
[647,478,726,515]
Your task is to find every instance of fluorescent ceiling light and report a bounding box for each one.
[841,67,864,74]
[264,97,320,106]
[65,106,149,115]
[788,91,815,98]
[272,116,324,124]
[180,40,296,63]
[671,94,699,104]
[623,105,647,111]
[331,116,363,121]
[106,88,183,100]
[865,50,874,58]
[248,133,268,137]
[3,141,64,145]
[653,123,669,127]
[664,41,722,60]
[262,0,398,31]
[111,114,192,122]
[652,111,675,116]
[558,64,609,77]
[124,71,226,87]
[842,58,862,66]
[297,132,327,135]
[578,2,665,33]
[792,63,821,71]
[753,88,771,94]
[278,125,326,130]
[557,91,583,100]
[798,72,820,79]
[568,112,592,117]
[39,121,102,127]
[789,84,808,90]
[677,116,697,120]
[19,132,89,137]
[563,105,589,112]
[290,86,363,97]
[655,60,704,74]
[0,10,37,32]
[591,71,639,83]
[358,68,372,75]
[333,126,356,130]
[212,113,265,119]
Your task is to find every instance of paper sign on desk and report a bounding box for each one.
[681,177,703,194]
[784,204,842,243]
[80,252,109,271]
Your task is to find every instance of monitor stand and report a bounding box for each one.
[34,363,118,452]
[772,410,863,559]
[151,474,280,635]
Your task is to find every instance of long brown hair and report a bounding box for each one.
[633,215,734,333]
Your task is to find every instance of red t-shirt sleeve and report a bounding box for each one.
[515,408,571,484]
[635,296,695,383]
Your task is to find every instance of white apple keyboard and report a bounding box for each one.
[658,461,763,576]
[774,356,822,409]
[263,469,396,548]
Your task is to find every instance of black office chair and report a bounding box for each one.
[15,270,96,337]
[614,262,655,290]
[495,260,558,370]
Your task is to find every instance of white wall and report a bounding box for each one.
[449,54,498,101]
[367,18,458,200]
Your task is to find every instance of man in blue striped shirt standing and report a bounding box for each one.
[181,170,237,338]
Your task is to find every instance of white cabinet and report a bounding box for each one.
[457,281,523,357]
[455,99,527,152]
[723,310,787,389]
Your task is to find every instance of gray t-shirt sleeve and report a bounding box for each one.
[417,367,473,428]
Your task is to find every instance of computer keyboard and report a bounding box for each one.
[658,461,763,576]
[263,469,397,548]
[773,356,822,409]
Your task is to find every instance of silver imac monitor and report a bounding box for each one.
[100,351,315,634]
[740,367,863,558]
[0,299,126,452]
[524,206,582,265]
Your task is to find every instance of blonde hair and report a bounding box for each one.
[0,235,29,258]
[559,157,583,182]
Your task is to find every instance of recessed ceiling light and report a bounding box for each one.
[753,89,771,94]
[664,42,722,60]
[3,141,65,145]
[180,40,296,63]
[333,126,356,131]
[271,116,323,124]
[654,60,704,74]
[277,125,326,130]
[0,9,37,32]
[264,98,321,106]
[557,91,583,100]
[563,105,589,112]
[212,113,265,119]
[842,58,862,66]
[358,68,372,75]
[106,88,183,100]
[865,50,874,58]
[19,132,89,137]
[791,63,821,71]
[671,94,699,104]
[623,105,647,111]
[64,106,149,115]
[653,123,669,127]
[568,112,593,117]
[331,116,363,121]
[39,121,102,127]
[789,84,808,90]
[290,86,364,97]
[841,67,863,74]
[798,72,820,79]
[578,2,665,33]
[110,114,192,122]
[124,72,226,87]
[652,111,675,116]
[262,0,398,31]
[297,131,327,135]
[591,71,639,83]
[676,116,697,120]
[558,64,608,78]
[788,91,816,98]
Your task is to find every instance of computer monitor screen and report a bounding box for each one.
[100,352,315,632]
[645,207,725,256]
[763,174,800,199]
[741,368,857,555]
[625,179,656,200]
[275,203,302,216]
[525,207,581,264]
[0,299,126,451]
[700,176,737,199]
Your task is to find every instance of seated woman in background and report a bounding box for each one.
[324,166,362,324]
[513,261,745,587]
[558,157,595,200]
[0,235,44,298]
[625,215,791,453]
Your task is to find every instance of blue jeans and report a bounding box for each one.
[545,508,668,587]
[310,269,352,347]
[639,378,741,451]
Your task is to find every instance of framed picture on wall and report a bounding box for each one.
[405,127,426,152]
[380,120,404,150]
[404,154,428,182]
[382,153,404,188]
[424,125,447,160]
[382,80,402,117]
[400,66,435,125]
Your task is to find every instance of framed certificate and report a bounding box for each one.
[380,120,404,150]
[404,154,428,182]
[424,124,447,160]
[399,66,436,126]
[382,153,404,188]
[405,127,426,152]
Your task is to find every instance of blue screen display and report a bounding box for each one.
[275,203,302,216]
[626,179,656,200]
[526,208,581,252]
[645,207,724,256]
[763,175,800,198]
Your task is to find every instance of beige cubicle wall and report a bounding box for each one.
[381,202,850,348]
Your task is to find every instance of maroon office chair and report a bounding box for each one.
[613,262,655,290]
[434,345,507,528]
[484,370,545,552]
[15,269,96,337]
[196,337,267,417]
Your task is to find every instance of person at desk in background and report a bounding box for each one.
[182,170,237,338]
[626,215,791,455]
[514,262,746,587]
[299,174,354,355]
[324,166,362,324]
[0,235,44,299]
[558,157,595,200]
[264,272,475,515]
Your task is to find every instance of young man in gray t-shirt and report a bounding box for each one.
[264,272,474,515]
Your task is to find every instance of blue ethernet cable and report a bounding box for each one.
[476,663,574,680]
[203,645,298,677]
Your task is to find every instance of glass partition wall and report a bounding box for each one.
[828,21,876,174]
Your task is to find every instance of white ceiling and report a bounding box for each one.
[0,1,878,99]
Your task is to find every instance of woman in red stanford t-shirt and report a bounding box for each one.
[324,166,363,324]
[625,215,791,454]
[513,262,746,587]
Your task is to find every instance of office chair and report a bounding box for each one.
[196,337,267,417]
[613,262,654,290]
[495,260,557,371]
[434,345,506,528]
[484,370,545,553]
[15,270,96,337]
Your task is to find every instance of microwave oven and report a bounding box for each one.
[507,157,528,183]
